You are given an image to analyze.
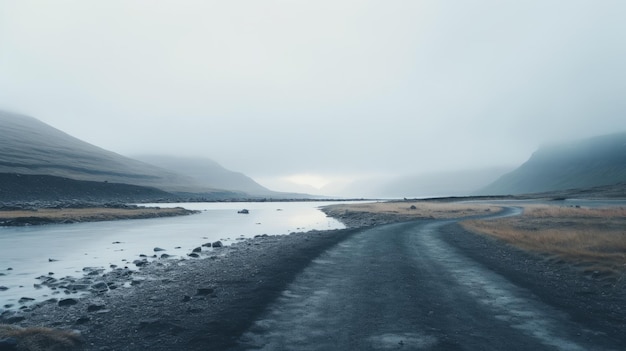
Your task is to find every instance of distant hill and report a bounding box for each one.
[333,167,512,198]
[477,132,626,195]
[133,155,269,196]
[0,111,256,200]
[133,155,313,199]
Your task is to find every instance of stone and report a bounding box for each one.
[0,286,8,291]
[212,241,223,248]
[133,259,148,267]
[153,247,166,252]
[195,288,214,296]
[18,297,35,304]
[187,253,199,258]
[91,282,109,292]
[0,337,18,349]
[87,304,106,312]
[58,298,79,307]
[192,247,202,253]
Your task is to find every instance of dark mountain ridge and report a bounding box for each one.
[477,132,626,195]
[0,111,292,202]
[0,111,206,192]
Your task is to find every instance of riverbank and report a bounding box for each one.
[0,205,197,226]
[1,200,625,350]
[1,227,361,350]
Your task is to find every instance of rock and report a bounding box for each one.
[212,241,223,248]
[18,297,35,304]
[133,259,148,267]
[160,253,171,259]
[153,247,166,252]
[58,298,79,307]
[201,242,212,247]
[48,258,58,262]
[182,295,191,302]
[66,284,89,291]
[237,209,249,214]
[0,337,18,349]
[87,304,106,312]
[187,253,199,258]
[4,316,24,323]
[76,316,91,324]
[91,282,109,292]
[192,247,202,253]
[0,286,8,291]
[409,205,417,210]
[195,288,214,296]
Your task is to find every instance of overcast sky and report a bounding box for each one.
[1,1,625,194]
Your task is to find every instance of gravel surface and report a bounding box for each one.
[1,209,624,350]
[1,228,360,350]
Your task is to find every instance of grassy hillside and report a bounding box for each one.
[0,111,222,194]
[477,132,626,195]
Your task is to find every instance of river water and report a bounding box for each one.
[0,201,347,310]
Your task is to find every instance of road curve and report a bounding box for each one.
[233,209,619,351]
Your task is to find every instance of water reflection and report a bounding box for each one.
[0,202,346,310]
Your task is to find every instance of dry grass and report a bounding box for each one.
[0,207,191,222]
[328,201,501,219]
[462,204,626,277]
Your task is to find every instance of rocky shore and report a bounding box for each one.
[0,225,363,350]
[1,208,625,350]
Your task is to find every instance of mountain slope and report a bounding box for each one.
[133,155,277,196]
[477,132,626,195]
[0,111,218,194]
[0,173,172,203]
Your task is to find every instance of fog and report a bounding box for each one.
[1,1,625,195]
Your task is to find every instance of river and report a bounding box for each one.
[0,201,347,311]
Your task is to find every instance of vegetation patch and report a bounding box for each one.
[0,206,196,226]
[326,201,501,220]
[462,205,626,279]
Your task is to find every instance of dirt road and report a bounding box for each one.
[235,210,621,350]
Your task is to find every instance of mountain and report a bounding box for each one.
[477,132,626,195]
[332,167,512,199]
[0,111,244,199]
[133,155,313,199]
[133,155,271,196]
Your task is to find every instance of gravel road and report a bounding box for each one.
[2,208,624,350]
[235,215,623,350]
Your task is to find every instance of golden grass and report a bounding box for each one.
[462,204,626,276]
[0,207,191,222]
[326,201,501,219]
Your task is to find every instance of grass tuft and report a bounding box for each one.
[462,205,626,279]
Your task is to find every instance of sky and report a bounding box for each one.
[1,1,626,195]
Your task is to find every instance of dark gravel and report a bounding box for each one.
[1,228,360,350]
[2,209,625,350]
[439,222,626,346]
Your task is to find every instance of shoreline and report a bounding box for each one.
[1,203,625,349]
[0,205,198,226]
